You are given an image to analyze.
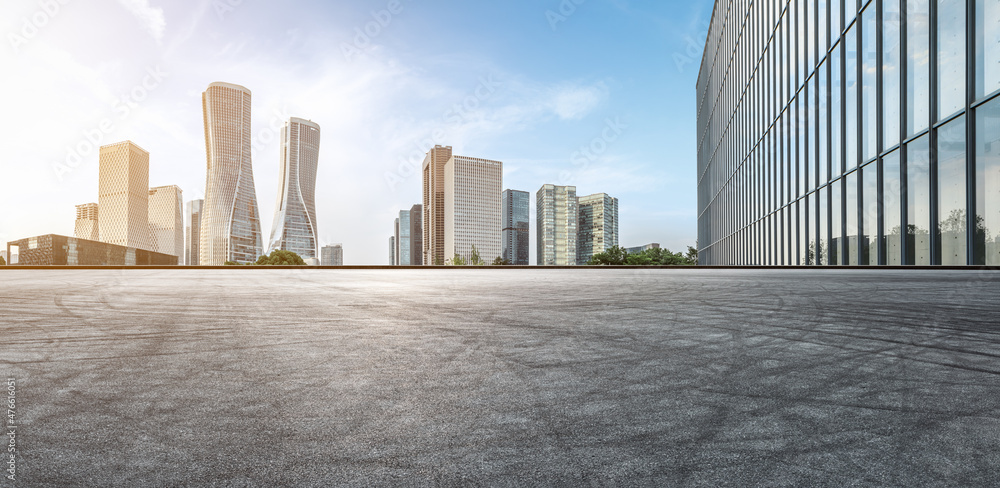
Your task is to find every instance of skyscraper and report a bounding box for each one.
[389,236,396,265]
[74,203,99,241]
[98,141,151,250]
[502,189,530,265]
[697,0,1000,266]
[201,82,263,265]
[577,193,618,265]
[409,204,423,266]
[148,185,183,258]
[422,145,452,265]
[268,117,321,260]
[536,184,577,265]
[185,199,203,266]
[321,244,343,266]
[396,211,411,265]
[444,155,502,263]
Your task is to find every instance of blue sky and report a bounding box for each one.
[0,0,713,264]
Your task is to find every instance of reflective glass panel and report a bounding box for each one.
[937,0,966,119]
[831,179,843,264]
[819,61,830,187]
[861,5,878,161]
[862,161,878,264]
[937,115,967,265]
[907,135,931,264]
[883,0,901,148]
[817,188,828,265]
[831,43,844,177]
[907,0,930,135]
[976,96,1000,265]
[977,0,1000,98]
[846,171,859,264]
[883,150,903,265]
[846,25,859,169]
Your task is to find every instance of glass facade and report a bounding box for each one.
[697,0,1000,266]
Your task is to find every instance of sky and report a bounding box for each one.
[0,0,713,265]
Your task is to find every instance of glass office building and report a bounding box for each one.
[697,0,1000,265]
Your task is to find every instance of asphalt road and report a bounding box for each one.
[1,268,999,487]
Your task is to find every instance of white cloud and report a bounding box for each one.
[116,0,167,43]
[549,83,608,120]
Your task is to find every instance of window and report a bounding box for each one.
[906,135,931,264]
[975,96,1000,264]
[977,0,1000,98]
[937,116,967,265]
[907,0,930,135]
[937,0,966,119]
[862,5,878,161]
[883,0,902,148]
[862,161,878,264]
[846,24,859,169]
[846,170,859,264]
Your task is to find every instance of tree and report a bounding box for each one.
[224,261,241,266]
[586,245,698,266]
[255,250,307,265]
[448,253,467,266]
[492,256,510,265]
[470,245,483,266]
[0,255,5,266]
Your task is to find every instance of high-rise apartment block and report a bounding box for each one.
[201,82,263,265]
[185,199,203,265]
[697,0,1000,266]
[148,185,183,258]
[268,117,320,260]
[98,141,151,250]
[444,155,502,263]
[74,203,100,241]
[536,184,578,265]
[395,211,411,265]
[321,244,343,266]
[502,190,530,265]
[409,204,423,265]
[577,193,618,265]
[422,145,452,265]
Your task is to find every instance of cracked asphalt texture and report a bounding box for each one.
[1,268,999,487]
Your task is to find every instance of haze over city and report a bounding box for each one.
[0,0,710,264]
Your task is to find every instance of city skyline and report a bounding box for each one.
[0,0,703,264]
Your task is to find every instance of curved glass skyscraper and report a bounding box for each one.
[268,118,321,260]
[697,0,1000,266]
[201,82,263,265]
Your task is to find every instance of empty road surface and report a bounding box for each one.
[1,268,999,486]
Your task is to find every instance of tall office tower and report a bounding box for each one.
[74,203,100,241]
[321,244,343,266]
[409,204,423,265]
[98,141,151,250]
[389,236,396,265]
[502,190,530,265]
[148,185,183,258]
[268,117,321,260]
[396,211,412,265]
[201,82,263,265]
[185,199,203,265]
[536,184,578,265]
[393,217,401,265]
[577,193,619,265]
[697,0,1000,266]
[444,155,502,263]
[421,145,453,265]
